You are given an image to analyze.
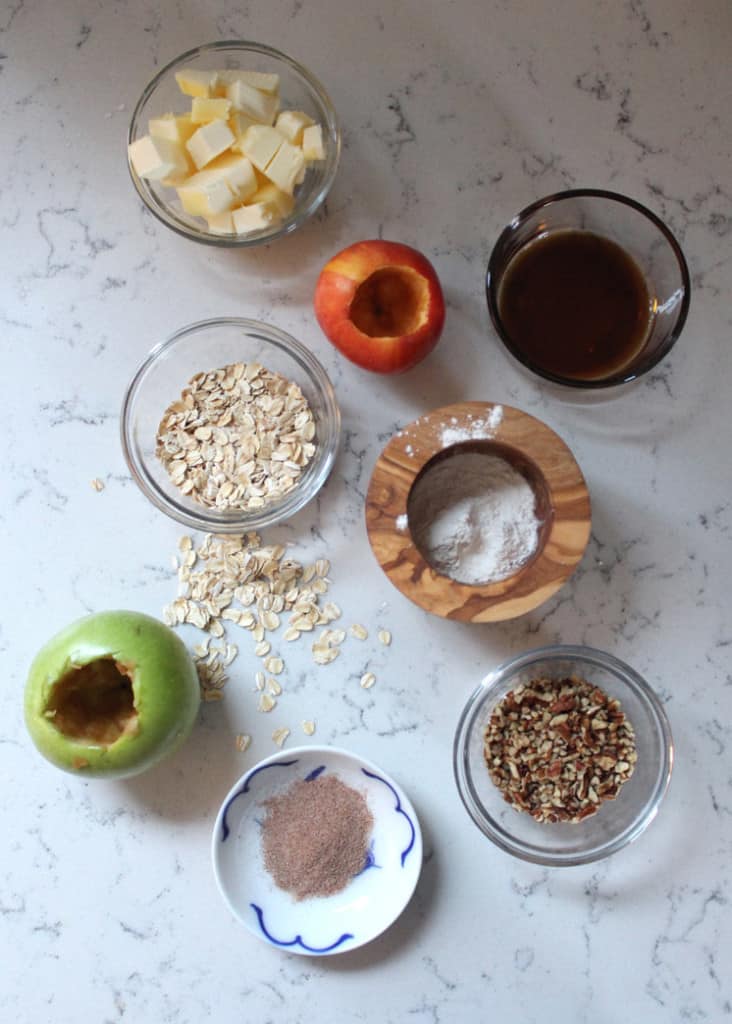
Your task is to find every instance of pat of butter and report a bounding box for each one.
[205,153,258,200]
[148,113,196,145]
[191,97,232,124]
[177,171,236,217]
[175,68,218,98]
[264,139,305,195]
[227,79,279,125]
[275,110,314,145]
[301,123,325,162]
[128,134,190,182]
[250,181,295,218]
[206,210,235,235]
[238,125,284,172]
[186,119,235,170]
[220,69,280,95]
[229,111,258,142]
[232,202,277,234]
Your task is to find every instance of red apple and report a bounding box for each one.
[313,240,446,373]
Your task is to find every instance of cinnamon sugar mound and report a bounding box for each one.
[261,774,373,900]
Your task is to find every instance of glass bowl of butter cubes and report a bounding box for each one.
[127,41,340,245]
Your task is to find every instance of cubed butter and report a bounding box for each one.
[191,97,232,124]
[263,139,305,195]
[175,68,218,98]
[148,113,196,145]
[232,202,277,234]
[301,123,325,161]
[215,69,280,96]
[249,181,295,218]
[275,109,314,145]
[205,210,235,235]
[229,111,258,142]
[227,79,279,124]
[205,153,258,200]
[186,119,235,170]
[238,125,284,172]
[225,69,280,94]
[177,171,236,217]
[128,134,190,182]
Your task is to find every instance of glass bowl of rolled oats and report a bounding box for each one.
[121,317,340,531]
[453,644,673,866]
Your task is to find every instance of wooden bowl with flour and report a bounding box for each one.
[365,402,591,622]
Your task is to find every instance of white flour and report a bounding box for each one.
[440,405,503,447]
[407,450,540,584]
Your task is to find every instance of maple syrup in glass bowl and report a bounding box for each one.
[486,189,690,388]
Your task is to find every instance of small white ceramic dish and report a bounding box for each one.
[211,745,423,955]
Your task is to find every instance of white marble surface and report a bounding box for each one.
[2,0,731,1021]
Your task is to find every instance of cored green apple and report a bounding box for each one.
[24,610,200,779]
[313,240,446,373]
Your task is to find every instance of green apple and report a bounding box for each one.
[25,610,200,778]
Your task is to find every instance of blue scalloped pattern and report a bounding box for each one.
[361,768,416,866]
[220,759,299,841]
[251,903,354,953]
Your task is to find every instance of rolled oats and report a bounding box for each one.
[156,361,317,512]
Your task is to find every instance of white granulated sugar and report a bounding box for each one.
[408,450,539,584]
[396,513,408,531]
[439,406,503,448]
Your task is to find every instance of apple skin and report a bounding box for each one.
[24,611,200,779]
[313,240,446,373]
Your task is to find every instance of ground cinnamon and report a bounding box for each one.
[261,773,373,901]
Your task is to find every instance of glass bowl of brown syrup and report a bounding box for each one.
[486,189,690,388]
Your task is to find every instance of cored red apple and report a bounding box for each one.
[313,240,446,373]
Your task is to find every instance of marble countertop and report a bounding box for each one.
[3,1,731,1021]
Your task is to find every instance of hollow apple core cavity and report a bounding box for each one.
[46,658,139,747]
[350,266,430,338]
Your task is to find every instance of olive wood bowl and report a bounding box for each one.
[365,402,591,622]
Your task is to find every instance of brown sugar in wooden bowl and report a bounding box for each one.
[365,402,591,622]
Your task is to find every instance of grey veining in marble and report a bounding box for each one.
[2,1,731,1022]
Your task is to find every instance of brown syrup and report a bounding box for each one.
[497,230,654,381]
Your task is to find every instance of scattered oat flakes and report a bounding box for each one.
[378,629,392,646]
[90,478,105,492]
[360,672,376,689]
[255,640,271,658]
[349,623,368,640]
[302,720,316,736]
[283,627,301,642]
[266,677,282,697]
[235,733,251,753]
[272,727,290,747]
[264,655,284,675]
[203,689,223,702]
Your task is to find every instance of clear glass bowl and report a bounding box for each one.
[121,317,341,532]
[486,189,690,388]
[127,41,341,246]
[453,644,673,866]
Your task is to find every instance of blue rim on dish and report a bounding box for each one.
[212,746,423,954]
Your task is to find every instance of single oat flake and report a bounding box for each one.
[90,478,105,492]
[272,727,290,748]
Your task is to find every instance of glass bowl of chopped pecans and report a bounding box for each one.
[453,645,673,866]
[121,317,340,531]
